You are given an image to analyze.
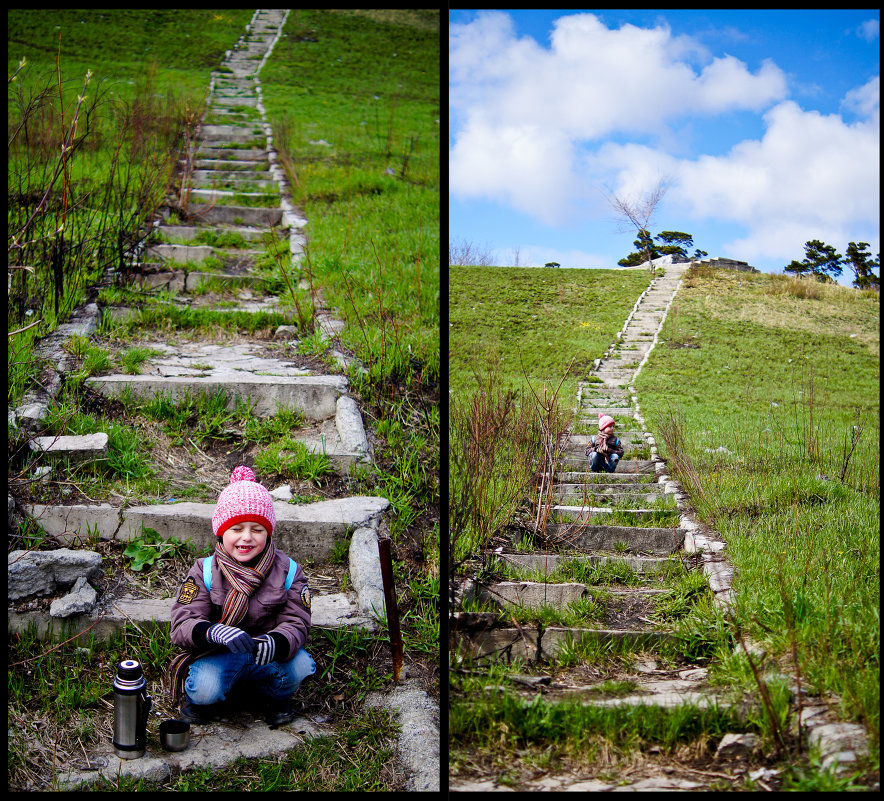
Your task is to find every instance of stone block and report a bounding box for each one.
[348,525,386,620]
[24,503,121,544]
[8,548,102,601]
[336,395,370,458]
[29,433,108,461]
[483,581,590,610]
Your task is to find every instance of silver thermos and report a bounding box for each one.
[113,659,152,759]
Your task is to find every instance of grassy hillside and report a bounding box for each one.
[635,267,879,744]
[9,10,440,791]
[449,266,651,399]
[8,10,254,400]
[260,9,440,386]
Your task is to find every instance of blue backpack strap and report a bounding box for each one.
[204,553,295,591]
[203,555,213,591]
[285,558,297,591]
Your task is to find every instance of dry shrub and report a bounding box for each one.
[764,274,828,300]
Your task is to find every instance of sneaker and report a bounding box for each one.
[178,696,223,724]
[259,696,298,729]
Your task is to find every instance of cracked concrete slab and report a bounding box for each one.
[57,714,328,789]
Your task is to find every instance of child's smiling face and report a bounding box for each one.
[222,521,268,562]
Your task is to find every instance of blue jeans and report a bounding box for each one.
[184,647,315,705]
[588,452,620,473]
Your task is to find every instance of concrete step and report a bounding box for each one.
[131,269,259,292]
[554,487,664,501]
[578,407,634,417]
[188,189,277,205]
[24,496,388,563]
[542,523,685,554]
[555,494,668,508]
[156,224,276,242]
[87,373,346,420]
[191,176,277,192]
[187,159,269,171]
[192,168,272,181]
[549,506,679,522]
[9,590,374,645]
[557,458,655,472]
[554,482,663,494]
[479,580,590,610]
[451,618,675,664]
[29,433,108,462]
[600,361,641,371]
[555,471,657,483]
[201,124,264,138]
[196,147,268,161]
[143,243,265,264]
[182,203,282,226]
[476,580,672,612]
[498,551,671,575]
[145,243,215,263]
[210,95,258,106]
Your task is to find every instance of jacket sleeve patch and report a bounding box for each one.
[300,585,311,610]
[177,576,200,605]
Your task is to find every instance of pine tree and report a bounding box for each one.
[844,242,880,291]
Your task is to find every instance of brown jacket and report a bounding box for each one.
[170,548,311,660]
[584,433,625,460]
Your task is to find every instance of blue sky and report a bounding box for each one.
[449,10,879,285]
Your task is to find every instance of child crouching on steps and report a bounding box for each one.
[585,414,624,473]
[169,466,315,727]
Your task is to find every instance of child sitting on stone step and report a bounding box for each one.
[585,414,624,473]
[169,466,315,728]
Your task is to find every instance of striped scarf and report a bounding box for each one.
[168,540,277,704]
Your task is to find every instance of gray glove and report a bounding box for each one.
[253,634,276,666]
[207,623,256,654]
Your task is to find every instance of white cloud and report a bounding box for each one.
[842,75,880,118]
[679,101,879,236]
[450,12,878,266]
[588,96,879,263]
[449,119,579,225]
[449,11,786,215]
[450,13,786,137]
[856,19,879,42]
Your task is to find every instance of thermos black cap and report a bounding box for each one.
[118,659,143,680]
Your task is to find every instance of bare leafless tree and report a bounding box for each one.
[449,238,495,267]
[606,178,671,275]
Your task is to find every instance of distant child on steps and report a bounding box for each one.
[169,466,315,727]
[585,414,624,473]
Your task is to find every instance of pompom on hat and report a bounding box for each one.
[598,413,615,431]
[212,466,275,539]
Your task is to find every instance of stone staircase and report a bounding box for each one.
[9,11,441,791]
[452,262,712,663]
[87,10,368,473]
[450,263,765,789]
[14,10,387,647]
[451,265,872,790]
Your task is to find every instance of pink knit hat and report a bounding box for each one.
[212,466,275,539]
[598,413,615,431]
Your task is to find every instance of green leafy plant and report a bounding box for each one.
[123,527,184,571]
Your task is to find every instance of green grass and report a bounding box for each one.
[260,10,439,387]
[449,267,651,399]
[635,267,880,744]
[8,10,255,405]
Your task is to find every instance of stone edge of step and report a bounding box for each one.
[12,494,391,637]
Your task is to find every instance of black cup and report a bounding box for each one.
[159,719,190,752]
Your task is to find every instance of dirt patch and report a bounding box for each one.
[600,591,660,630]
